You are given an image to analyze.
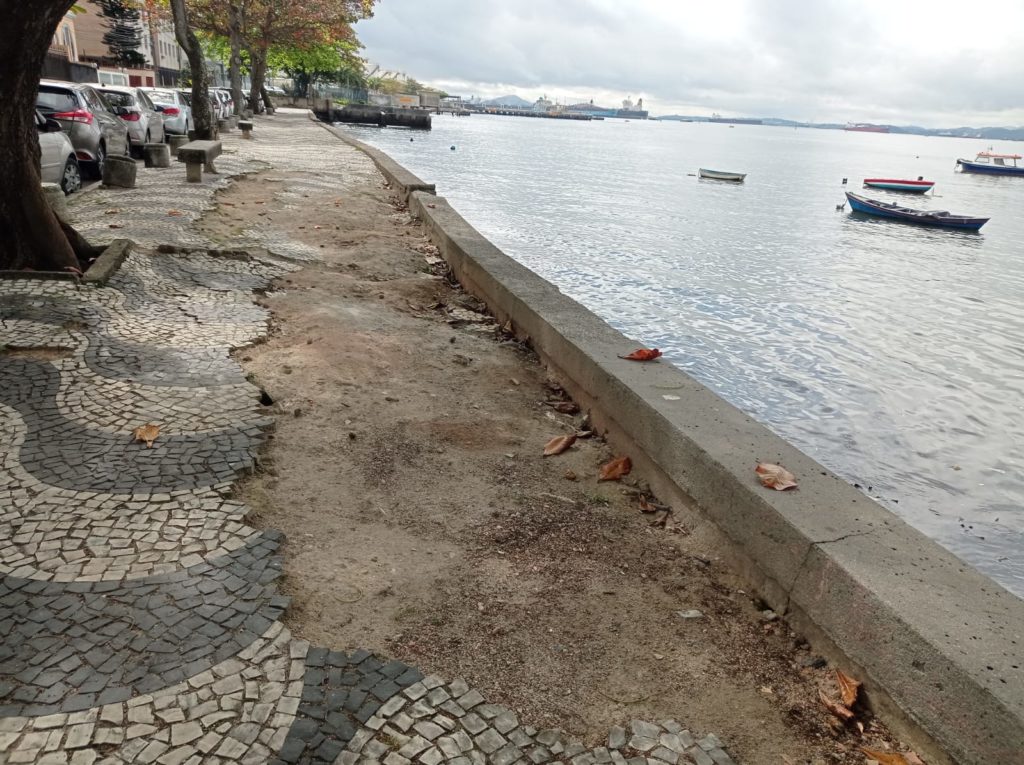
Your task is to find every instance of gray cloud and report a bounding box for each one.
[356,0,1024,126]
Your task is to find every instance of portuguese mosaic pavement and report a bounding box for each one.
[0,112,736,764]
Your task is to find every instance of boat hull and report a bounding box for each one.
[957,159,1024,176]
[698,168,746,182]
[863,178,934,193]
[845,192,988,231]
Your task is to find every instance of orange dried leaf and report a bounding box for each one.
[167,209,183,216]
[599,455,632,481]
[904,754,926,765]
[756,462,798,491]
[543,434,576,456]
[131,423,160,448]
[819,689,855,721]
[860,747,910,765]
[618,348,663,361]
[836,669,862,707]
[108,223,124,229]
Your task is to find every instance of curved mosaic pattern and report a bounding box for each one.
[0,112,737,764]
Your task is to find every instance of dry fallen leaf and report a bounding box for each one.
[904,754,925,765]
[618,348,663,361]
[108,223,124,229]
[564,470,578,481]
[104,208,120,214]
[552,401,580,415]
[756,462,799,491]
[599,455,632,481]
[860,747,910,765]
[131,423,160,448]
[819,689,855,721]
[167,209,183,216]
[543,434,576,456]
[837,669,862,707]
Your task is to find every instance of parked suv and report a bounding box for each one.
[97,85,166,155]
[140,87,192,135]
[36,80,129,179]
[211,88,233,118]
[36,110,81,194]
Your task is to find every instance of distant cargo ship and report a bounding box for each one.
[708,113,763,125]
[845,124,890,133]
[566,97,648,120]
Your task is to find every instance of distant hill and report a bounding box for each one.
[483,95,532,108]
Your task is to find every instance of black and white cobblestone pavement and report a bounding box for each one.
[0,111,736,765]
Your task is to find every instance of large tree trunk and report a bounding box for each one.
[0,0,85,271]
[228,2,244,116]
[248,47,268,114]
[169,0,215,140]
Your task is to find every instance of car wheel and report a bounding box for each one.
[90,143,106,180]
[61,157,82,195]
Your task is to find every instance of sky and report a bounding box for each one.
[355,0,1024,127]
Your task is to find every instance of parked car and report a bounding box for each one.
[140,87,192,135]
[176,88,220,126]
[97,85,166,155]
[36,80,129,179]
[211,88,234,118]
[36,110,81,194]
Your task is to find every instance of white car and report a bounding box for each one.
[141,87,192,135]
[97,85,166,155]
[36,110,81,194]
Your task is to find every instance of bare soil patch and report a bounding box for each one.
[202,163,913,765]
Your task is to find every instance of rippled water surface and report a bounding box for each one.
[344,115,1024,597]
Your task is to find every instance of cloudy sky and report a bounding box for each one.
[356,0,1024,127]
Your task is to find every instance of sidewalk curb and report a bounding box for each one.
[323,123,1024,765]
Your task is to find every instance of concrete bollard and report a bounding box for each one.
[102,155,137,188]
[217,118,233,133]
[228,115,239,129]
[143,143,171,168]
[41,182,69,223]
[238,120,254,139]
[242,109,253,119]
[168,135,190,156]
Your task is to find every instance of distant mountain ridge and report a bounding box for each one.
[657,115,1024,141]
[482,95,533,108]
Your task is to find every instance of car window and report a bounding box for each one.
[37,87,78,113]
[178,91,192,105]
[136,90,154,109]
[84,88,111,113]
[149,90,176,103]
[101,91,135,107]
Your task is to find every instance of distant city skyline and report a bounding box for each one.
[356,0,1024,128]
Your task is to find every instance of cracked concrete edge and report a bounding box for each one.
[82,238,133,285]
[316,121,436,203]
[377,191,1021,765]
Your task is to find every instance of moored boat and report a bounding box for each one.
[845,192,988,231]
[956,151,1024,176]
[863,178,935,193]
[698,168,746,182]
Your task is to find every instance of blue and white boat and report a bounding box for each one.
[956,151,1024,176]
[845,192,989,231]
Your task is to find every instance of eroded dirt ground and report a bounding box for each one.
[199,146,914,765]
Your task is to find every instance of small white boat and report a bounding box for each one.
[699,168,746,182]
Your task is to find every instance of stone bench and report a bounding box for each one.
[238,120,254,139]
[177,140,222,183]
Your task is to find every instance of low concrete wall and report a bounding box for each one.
[329,132,1024,765]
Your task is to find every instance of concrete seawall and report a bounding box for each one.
[318,120,1024,765]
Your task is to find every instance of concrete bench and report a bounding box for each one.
[177,140,222,183]
[238,120,254,139]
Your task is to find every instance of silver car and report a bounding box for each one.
[98,85,166,156]
[141,87,192,135]
[36,110,82,194]
[37,80,130,179]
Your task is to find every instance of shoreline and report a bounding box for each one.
[321,118,1024,765]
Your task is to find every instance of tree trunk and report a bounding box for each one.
[169,0,215,140]
[228,2,244,117]
[0,0,85,271]
[248,48,268,114]
[261,84,273,111]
